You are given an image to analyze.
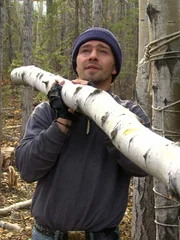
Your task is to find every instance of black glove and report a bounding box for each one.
[87,81,95,87]
[47,83,73,120]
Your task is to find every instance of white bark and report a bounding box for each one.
[10,66,180,200]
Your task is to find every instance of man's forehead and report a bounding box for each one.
[80,40,110,49]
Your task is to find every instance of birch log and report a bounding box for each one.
[10,66,180,199]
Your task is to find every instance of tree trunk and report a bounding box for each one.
[46,0,53,15]
[92,0,103,27]
[36,0,43,49]
[74,0,79,38]
[81,0,91,30]
[110,0,122,97]
[10,66,180,201]
[147,0,180,239]
[5,0,14,64]
[132,176,155,239]
[46,0,55,67]
[132,0,155,239]
[0,0,4,183]
[22,0,34,136]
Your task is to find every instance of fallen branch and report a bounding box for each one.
[10,65,65,93]
[2,107,16,110]
[0,220,22,231]
[10,66,180,200]
[0,199,32,216]
[3,125,21,130]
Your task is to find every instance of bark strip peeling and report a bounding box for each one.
[10,66,180,200]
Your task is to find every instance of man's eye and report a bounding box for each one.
[100,50,108,54]
[81,49,89,53]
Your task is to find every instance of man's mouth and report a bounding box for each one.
[86,65,100,71]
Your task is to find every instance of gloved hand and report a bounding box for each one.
[47,82,73,120]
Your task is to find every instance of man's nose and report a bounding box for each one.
[89,49,98,60]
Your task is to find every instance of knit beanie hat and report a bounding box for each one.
[72,27,122,82]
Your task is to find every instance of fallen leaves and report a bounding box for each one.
[0,173,36,239]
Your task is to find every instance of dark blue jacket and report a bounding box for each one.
[16,94,150,232]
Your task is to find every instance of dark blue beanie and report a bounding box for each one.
[72,27,122,82]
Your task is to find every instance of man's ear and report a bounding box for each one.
[112,66,117,75]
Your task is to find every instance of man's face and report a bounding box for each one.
[76,40,117,90]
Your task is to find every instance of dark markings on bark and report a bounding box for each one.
[168,170,179,200]
[146,3,159,23]
[152,83,159,96]
[75,100,81,112]
[163,97,168,106]
[90,89,102,95]
[154,46,178,76]
[21,72,25,83]
[36,73,41,78]
[42,80,49,87]
[128,136,135,148]
[143,148,151,164]
[101,112,109,126]
[111,127,118,139]
[74,86,82,94]
[38,73,44,79]
[128,134,139,151]
[85,89,102,103]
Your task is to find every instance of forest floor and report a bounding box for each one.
[0,84,132,240]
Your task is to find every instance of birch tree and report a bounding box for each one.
[131,0,155,239]
[92,0,103,27]
[10,65,180,202]
[21,0,34,136]
[147,0,180,239]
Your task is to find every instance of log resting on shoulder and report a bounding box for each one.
[10,66,180,200]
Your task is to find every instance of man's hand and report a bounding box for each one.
[72,79,88,85]
[47,81,73,120]
[72,79,95,87]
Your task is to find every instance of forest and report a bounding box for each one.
[0,0,180,240]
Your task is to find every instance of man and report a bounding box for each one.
[16,27,151,240]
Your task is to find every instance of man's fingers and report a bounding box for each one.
[72,79,88,85]
[50,80,65,89]
[59,80,65,85]
[68,108,74,114]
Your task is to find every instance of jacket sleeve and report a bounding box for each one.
[106,96,151,177]
[15,102,68,183]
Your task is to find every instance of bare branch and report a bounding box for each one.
[0,199,32,216]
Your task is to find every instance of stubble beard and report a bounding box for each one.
[83,73,107,85]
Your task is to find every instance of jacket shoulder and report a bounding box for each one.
[111,94,151,128]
